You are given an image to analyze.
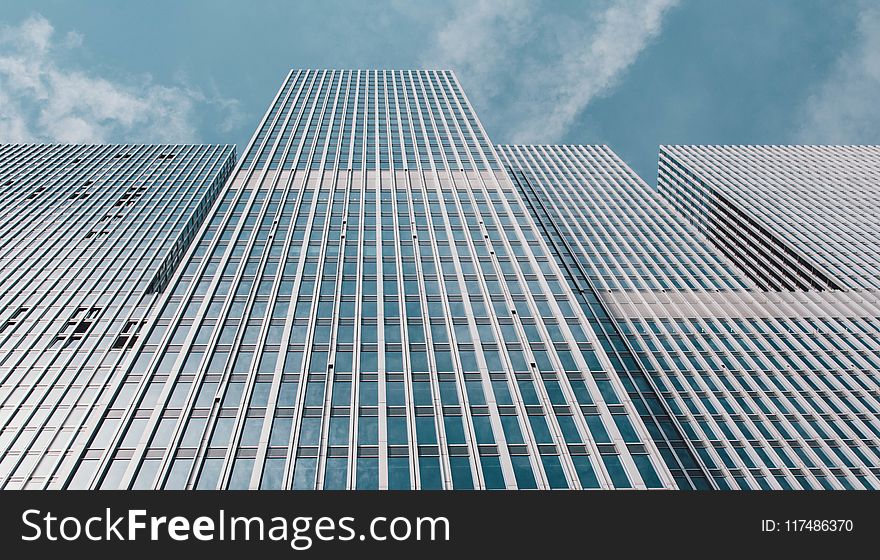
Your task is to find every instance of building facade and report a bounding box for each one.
[660,145,880,291]
[656,145,880,488]
[0,72,877,490]
[0,144,235,489]
[502,144,880,490]
[68,70,672,490]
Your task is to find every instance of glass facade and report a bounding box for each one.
[67,71,670,490]
[1,74,877,491]
[659,145,880,291]
[500,144,879,490]
[0,144,235,489]
[241,69,499,172]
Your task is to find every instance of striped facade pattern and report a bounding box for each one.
[241,69,498,172]
[0,144,235,489]
[1,72,878,492]
[501,144,880,490]
[660,145,880,291]
[67,71,670,490]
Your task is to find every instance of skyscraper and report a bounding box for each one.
[654,145,880,489]
[1,72,877,491]
[67,70,673,490]
[498,144,746,490]
[0,144,235,490]
[502,144,880,490]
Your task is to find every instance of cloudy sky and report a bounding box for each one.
[1,0,877,182]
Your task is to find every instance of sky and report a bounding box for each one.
[1,0,878,183]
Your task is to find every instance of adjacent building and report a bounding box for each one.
[502,144,880,490]
[660,145,880,291]
[0,144,235,489]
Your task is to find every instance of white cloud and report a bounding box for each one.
[796,2,880,143]
[0,14,240,144]
[420,0,679,142]
[421,0,536,103]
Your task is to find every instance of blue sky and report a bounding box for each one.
[1,0,877,183]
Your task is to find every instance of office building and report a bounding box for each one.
[501,144,880,489]
[62,70,670,490]
[0,143,235,489]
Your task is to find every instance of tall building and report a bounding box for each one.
[501,144,880,490]
[1,72,878,491]
[0,144,235,490]
[498,144,749,489]
[653,145,880,489]
[68,70,673,490]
